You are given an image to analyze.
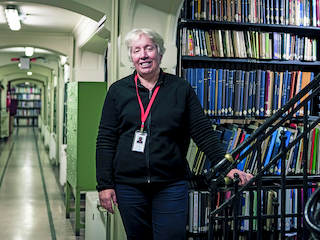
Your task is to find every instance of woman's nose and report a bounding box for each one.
[139,49,148,58]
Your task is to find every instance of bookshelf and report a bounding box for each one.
[178,0,320,239]
[65,82,107,236]
[10,84,41,127]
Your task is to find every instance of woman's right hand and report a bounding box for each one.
[99,189,118,214]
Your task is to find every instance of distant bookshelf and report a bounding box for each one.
[10,84,42,127]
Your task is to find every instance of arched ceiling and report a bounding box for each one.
[0,1,107,65]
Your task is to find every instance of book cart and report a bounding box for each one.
[177,0,320,239]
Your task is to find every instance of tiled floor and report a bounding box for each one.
[0,127,85,240]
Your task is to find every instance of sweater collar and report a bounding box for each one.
[132,69,164,89]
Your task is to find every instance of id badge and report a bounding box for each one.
[132,130,147,153]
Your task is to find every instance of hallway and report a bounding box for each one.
[0,127,84,240]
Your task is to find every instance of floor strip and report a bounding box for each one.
[33,127,57,240]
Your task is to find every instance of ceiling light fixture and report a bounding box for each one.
[27,72,32,76]
[25,47,34,57]
[5,5,21,31]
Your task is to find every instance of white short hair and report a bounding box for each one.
[124,28,166,62]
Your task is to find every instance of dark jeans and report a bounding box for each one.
[114,180,188,240]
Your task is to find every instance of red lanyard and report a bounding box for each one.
[134,74,160,132]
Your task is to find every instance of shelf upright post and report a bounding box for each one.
[248,189,254,240]
[273,196,279,240]
[303,102,309,240]
[232,173,240,240]
[256,142,263,239]
[280,130,287,240]
[208,186,217,240]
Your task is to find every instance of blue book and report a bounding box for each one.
[241,0,245,22]
[234,70,242,116]
[288,35,292,60]
[187,68,193,86]
[275,129,292,175]
[230,129,239,152]
[255,69,261,116]
[279,0,284,24]
[216,69,223,116]
[290,140,301,174]
[190,0,195,20]
[208,69,213,116]
[221,128,233,151]
[300,0,304,26]
[274,0,279,24]
[221,69,227,116]
[240,192,246,232]
[248,71,254,116]
[273,32,278,59]
[225,69,229,116]
[196,68,205,108]
[269,128,283,174]
[243,71,250,116]
[244,0,248,22]
[191,68,197,94]
[270,0,274,24]
[211,69,217,115]
[203,68,209,114]
[211,0,215,20]
[263,129,279,169]
[251,71,256,116]
[286,71,292,103]
[228,70,234,116]
[239,70,245,116]
[266,0,270,24]
[281,70,289,107]
[259,70,266,116]
[238,133,250,171]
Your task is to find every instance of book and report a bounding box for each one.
[216,69,223,116]
[299,71,311,115]
[237,133,250,171]
[255,69,261,116]
[243,71,250,116]
[204,68,209,114]
[228,70,234,116]
[275,129,292,175]
[196,68,205,109]
[221,128,233,151]
[269,127,283,174]
[259,70,266,116]
[210,69,217,115]
[263,129,279,172]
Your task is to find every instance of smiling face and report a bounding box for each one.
[131,34,162,80]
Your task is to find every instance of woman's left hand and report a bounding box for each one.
[227,169,254,186]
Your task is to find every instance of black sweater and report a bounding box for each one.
[95,70,225,191]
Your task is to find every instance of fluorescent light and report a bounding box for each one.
[27,72,32,76]
[25,47,34,57]
[5,6,21,31]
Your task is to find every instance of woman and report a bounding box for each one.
[96,28,253,240]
